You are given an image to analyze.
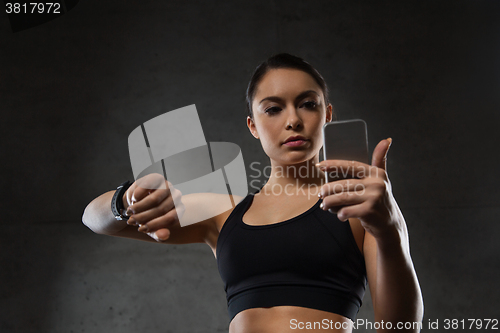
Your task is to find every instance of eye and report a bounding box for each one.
[264,106,282,115]
[301,101,318,109]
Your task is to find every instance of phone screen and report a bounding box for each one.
[322,119,369,181]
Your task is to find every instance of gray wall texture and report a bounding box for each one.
[1,0,499,332]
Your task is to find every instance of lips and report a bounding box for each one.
[283,135,308,144]
[282,136,309,147]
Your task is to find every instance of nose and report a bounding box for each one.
[285,107,303,130]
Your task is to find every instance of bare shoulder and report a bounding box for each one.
[213,194,245,225]
[191,193,244,256]
[167,192,245,242]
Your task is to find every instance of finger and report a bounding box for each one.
[337,201,372,222]
[129,185,171,214]
[130,186,150,203]
[134,188,183,229]
[145,230,163,242]
[319,178,366,197]
[131,175,169,202]
[131,184,162,203]
[327,207,341,214]
[320,189,366,212]
[145,228,171,242]
[154,228,171,241]
[317,159,369,170]
[316,160,377,180]
[371,138,392,171]
[127,216,138,226]
[138,208,179,232]
[135,173,167,191]
[133,201,175,228]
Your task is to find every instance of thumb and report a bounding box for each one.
[371,138,392,170]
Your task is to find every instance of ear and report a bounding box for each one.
[325,104,333,123]
[247,116,259,139]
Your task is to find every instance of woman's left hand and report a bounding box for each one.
[317,138,404,240]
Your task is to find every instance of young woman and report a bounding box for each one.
[83,53,424,332]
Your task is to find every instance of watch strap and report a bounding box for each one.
[111,181,132,221]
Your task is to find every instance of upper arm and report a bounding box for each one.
[111,218,214,245]
[111,193,243,250]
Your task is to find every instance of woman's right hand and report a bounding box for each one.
[123,173,185,242]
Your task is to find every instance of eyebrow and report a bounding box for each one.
[258,90,321,105]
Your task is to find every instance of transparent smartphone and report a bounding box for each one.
[322,119,369,182]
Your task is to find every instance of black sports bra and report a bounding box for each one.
[216,192,367,322]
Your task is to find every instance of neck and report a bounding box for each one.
[261,157,325,196]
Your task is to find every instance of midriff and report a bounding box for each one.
[229,305,354,333]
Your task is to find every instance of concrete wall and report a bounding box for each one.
[1,0,499,332]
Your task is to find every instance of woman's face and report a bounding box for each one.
[247,68,332,166]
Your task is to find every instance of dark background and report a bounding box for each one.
[1,1,499,332]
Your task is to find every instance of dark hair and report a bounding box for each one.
[245,53,330,119]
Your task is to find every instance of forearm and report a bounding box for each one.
[372,219,424,332]
[82,190,128,235]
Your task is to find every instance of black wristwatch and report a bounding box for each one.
[111,181,132,221]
